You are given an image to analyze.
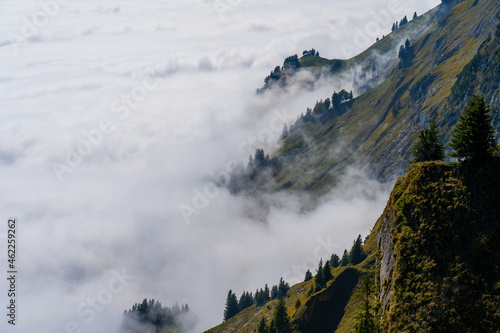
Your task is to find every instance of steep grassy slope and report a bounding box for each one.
[272,0,500,194]
[205,266,374,333]
[206,215,384,332]
[377,159,500,332]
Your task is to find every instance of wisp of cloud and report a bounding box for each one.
[0,0,440,331]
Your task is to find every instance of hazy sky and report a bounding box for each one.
[0,0,440,332]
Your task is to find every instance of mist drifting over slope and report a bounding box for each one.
[0,0,439,331]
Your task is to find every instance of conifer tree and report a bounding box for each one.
[255,288,269,306]
[354,277,379,333]
[123,299,192,332]
[398,39,414,68]
[304,269,313,281]
[340,249,350,266]
[278,278,290,299]
[349,235,366,265]
[271,285,279,300]
[238,291,254,311]
[281,124,289,139]
[400,15,408,26]
[258,317,267,333]
[330,253,340,268]
[411,123,445,163]
[273,298,290,332]
[223,290,239,321]
[323,260,332,282]
[264,284,271,302]
[138,298,149,316]
[315,259,325,291]
[449,94,496,163]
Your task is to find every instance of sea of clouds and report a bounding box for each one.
[0,0,439,331]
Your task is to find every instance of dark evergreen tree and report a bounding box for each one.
[304,269,313,281]
[340,249,350,266]
[271,285,279,300]
[349,235,366,265]
[223,290,239,321]
[281,123,289,140]
[331,92,341,107]
[315,259,325,291]
[330,253,340,268]
[138,298,149,317]
[283,54,301,72]
[238,291,254,311]
[323,260,332,282]
[449,94,496,163]
[413,12,418,19]
[255,288,266,306]
[411,123,445,163]
[305,107,312,118]
[258,317,267,333]
[302,49,319,57]
[254,149,266,169]
[264,284,271,301]
[278,278,290,299]
[273,298,290,332]
[354,277,379,333]
[398,44,406,62]
[312,98,330,115]
[123,299,192,333]
[330,89,353,108]
[400,15,408,26]
[264,66,282,85]
[398,39,414,68]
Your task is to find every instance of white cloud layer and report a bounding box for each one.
[0,0,440,331]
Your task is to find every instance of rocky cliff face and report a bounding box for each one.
[376,213,395,315]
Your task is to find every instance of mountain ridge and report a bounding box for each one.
[262,0,500,195]
[207,0,500,332]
